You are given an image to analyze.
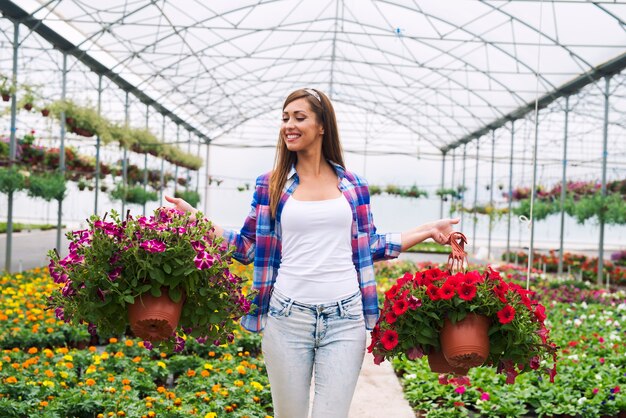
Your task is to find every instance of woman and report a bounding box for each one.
[166,88,459,418]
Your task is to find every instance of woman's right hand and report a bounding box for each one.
[164,195,197,215]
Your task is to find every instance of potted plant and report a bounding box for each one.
[47,208,253,350]
[0,76,15,102]
[368,237,557,384]
[17,84,37,111]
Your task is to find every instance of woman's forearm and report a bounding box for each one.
[400,222,435,252]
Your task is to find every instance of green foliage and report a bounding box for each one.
[174,189,201,208]
[27,172,66,201]
[436,188,462,200]
[512,198,558,221]
[565,193,626,225]
[110,184,158,205]
[0,222,61,233]
[0,166,25,194]
[49,100,112,143]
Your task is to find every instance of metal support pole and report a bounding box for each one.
[187,131,192,191]
[488,131,496,260]
[94,74,102,215]
[506,121,515,262]
[174,125,180,194]
[558,96,570,275]
[4,20,19,273]
[598,76,611,285]
[450,150,456,216]
[143,104,149,216]
[159,115,165,206]
[121,92,129,216]
[56,53,67,254]
[439,152,446,219]
[528,98,542,284]
[203,141,210,213]
[472,140,480,252]
[461,145,467,230]
[196,141,201,193]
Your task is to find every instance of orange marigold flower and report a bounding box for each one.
[6,376,18,384]
[86,378,96,386]
[137,367,145,373]
[173,398,182,406]
[122,379,131,385]
[109,338,118,344]
[28,347,38,354]
[157,386,166,393]
[225,406,234,413]
[187,370,196,377]
[201,370,210,377]
[122,385,131,391]
[125,340,134,347]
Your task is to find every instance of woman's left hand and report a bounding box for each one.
[430,218,460,245]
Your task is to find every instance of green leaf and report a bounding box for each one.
[169,287,183,303]
[150,286,162,297]
[123,295,135,304]
[163,263,172,274]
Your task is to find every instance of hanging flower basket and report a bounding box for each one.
[128,289,185,342]
[369,232,558,384]
[41,108,50,117]
[1,93,10,102]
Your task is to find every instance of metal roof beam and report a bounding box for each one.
[442,52,626,153]
[0,0,211,143]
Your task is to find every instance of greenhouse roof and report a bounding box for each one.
[1,0,625,155]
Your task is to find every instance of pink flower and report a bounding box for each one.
[140,239,166,253]
[194,251,214,270]
[480,392,490,401]
[455,385,466,394]
[405,346,423,360]
[191,240,205,252]
[407,295,422,309]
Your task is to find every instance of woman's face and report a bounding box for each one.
[281,97,324,153]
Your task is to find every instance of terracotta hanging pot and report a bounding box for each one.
[427,349,469,375]
[128,289,184,342]
[1,93,10,102]
[440,313,490,369]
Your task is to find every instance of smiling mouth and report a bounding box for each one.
[285,134,301,140]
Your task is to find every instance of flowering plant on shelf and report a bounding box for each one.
[47,208,253,350]
[368,265,558,383]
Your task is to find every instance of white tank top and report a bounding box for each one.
[274,194,359,304]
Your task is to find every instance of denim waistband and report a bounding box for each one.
[270,288,361,316]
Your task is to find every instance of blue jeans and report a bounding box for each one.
[262,289,367,418]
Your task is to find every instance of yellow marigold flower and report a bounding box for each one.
[63,355,73,361]
[236,365,246,375]
[173,398,182,406]
[101,352,110,360]
[157,361,166,369]
[204,413,217,418]
[203,363,213,370]
[224,406,234,412]
[97,414,104,418]
[117,412,125,417]
[234,380,244,387]
[59,371,68,379]
[220,390,229,397]
[137,341,144,348]
[86,365,97,374]
[251,381,264,390]
[147,412,156,418]
[109,387,116,393]
[145,401,153,408]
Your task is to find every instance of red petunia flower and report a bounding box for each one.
[385,311,398,324]
[457,283,477,301]
[426,284,441,301]
[497,305,516,324]
[439,283,456,300]
[381,329,399,350]
[534,305,547,322]
[392,299,409,316]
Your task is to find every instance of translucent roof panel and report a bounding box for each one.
[3,0,626,154]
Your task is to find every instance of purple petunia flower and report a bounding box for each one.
[140,239,166,253]
[194,251,214,270]
[54,307,64,320]
[174,335,185,352]
[62,281,76,297]
[87,323,97,336]
[108,266,123,281]
[191,240,205,252]
[143,340,153,350]
[97,288,105,302]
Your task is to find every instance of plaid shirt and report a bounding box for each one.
[222,161,401,332]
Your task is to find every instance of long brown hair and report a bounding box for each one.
[269,88,344,218]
